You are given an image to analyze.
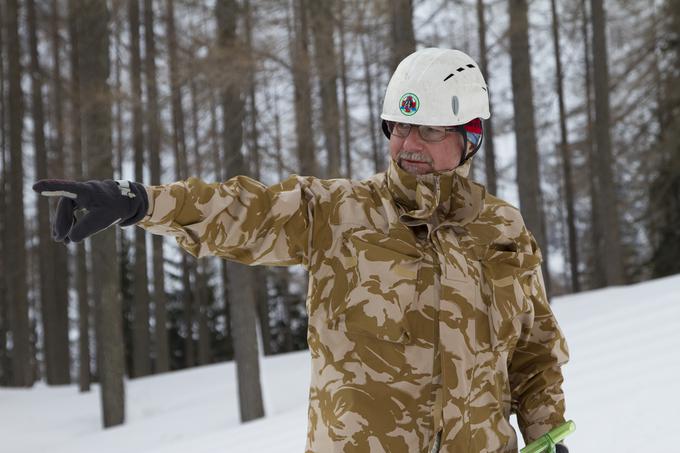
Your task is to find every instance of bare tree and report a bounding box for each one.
[358,7,382,173]
[649,0,680,277]
[290,0,316,176]
[550,0,580,293]
[309,0,341,178]
[187,77,212,366]
[0,0,9,387]
[79,0,125,426]
[508,0,551,293]
[590,0,625,285]
[28,0,70,384]
[5,0,32,388]
[128,0,152,378]
[242,0,274,358]
[389,0,416,72]
[49,0,72,384]
[216,0,265,422]
[337,0,352,178]
[476,0,498,195]
[68,0,92,392]
[143,0,170,374]
[209,93,234,362]
[165,0,196,368]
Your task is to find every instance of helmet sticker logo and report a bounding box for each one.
[399,93,419,116]
[452,96,459,115]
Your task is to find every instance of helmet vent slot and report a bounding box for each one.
[445,64,476,81]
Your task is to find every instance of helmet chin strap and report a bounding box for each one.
[459,121,484,165]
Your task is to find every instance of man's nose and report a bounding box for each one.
[402,126,425,149]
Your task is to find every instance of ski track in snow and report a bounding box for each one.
[2,274,679,452]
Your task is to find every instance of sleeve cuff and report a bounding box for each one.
[141,185,155,222]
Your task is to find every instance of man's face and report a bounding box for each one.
[389,123,471,175]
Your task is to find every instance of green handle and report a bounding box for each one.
[520,420,576,453]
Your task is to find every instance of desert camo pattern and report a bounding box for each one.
[137,156,570,453]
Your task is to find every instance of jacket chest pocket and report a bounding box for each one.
[326,229,422,344]
[476,247,541,352]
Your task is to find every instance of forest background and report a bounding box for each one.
[0,0,678,430]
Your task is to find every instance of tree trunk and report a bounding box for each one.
[143,0,169,374]
[337,0,352,178]
[112,3,133,378]
[196,260,212,366]
[242,1,273,357]
[358,8,381,173]
[68,0,92,392]
[389,0,416,72]
[0,1,8,385]
[309,0,341,178]
[290,0,316,176]
[508,0,551,294]
[28,0,70,385]
[550,0,580,293]
[275,267,295,353]
[165,0,195,368]
[187,78,212,367]
[165,0,188,180]
[79,0,125,427]
[243,0,260,179]
[476,0,498,195]
[209,95,234,362]
[127,0,152,378]
[579,0,603,289]
[650,0,680,278]
[589,0,625,285]
[5,0,32,388]
[216,0,265,422]
[112,24,132,375]
[49,0,72,385]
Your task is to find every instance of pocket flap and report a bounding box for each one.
[345,229,423,262]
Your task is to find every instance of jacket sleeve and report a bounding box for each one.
[135,174,318,266]
[508,237,570,445]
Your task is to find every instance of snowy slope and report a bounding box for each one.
[2,274,679,453]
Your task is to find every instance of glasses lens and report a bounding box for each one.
[391,122,411,138]
[419,126,446,142]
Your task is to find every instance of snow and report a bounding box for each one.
[2,274,680,452]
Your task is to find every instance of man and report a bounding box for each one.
[34,48,570,452]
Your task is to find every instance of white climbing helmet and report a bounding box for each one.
[380,48,490,128]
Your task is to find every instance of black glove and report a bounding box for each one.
[32,179,149,243]
[556,443,569,453]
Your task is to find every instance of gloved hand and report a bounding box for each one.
[32,179,149,243]
[555,443,569,453]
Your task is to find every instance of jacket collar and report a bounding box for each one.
[384,156,484,226]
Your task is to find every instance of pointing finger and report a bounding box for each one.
[32,179,85,199]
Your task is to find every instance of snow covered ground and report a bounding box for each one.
[2,273,679,453]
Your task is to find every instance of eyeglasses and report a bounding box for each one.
[387,121,464,143]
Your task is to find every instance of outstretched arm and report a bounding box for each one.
[136,174,317,266]
[34,174,320,268]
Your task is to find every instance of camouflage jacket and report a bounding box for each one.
[137,157,570,453]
